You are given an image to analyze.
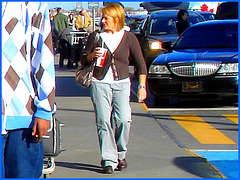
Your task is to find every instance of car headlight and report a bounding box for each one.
[217,63,238,75]
[149,65,171,74]
[149,41,162,50]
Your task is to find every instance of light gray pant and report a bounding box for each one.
[90,80,132,169]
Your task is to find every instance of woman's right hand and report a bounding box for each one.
[94,47,103,58]
[86,48,102,62]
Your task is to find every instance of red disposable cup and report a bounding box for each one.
[96,47,107,67]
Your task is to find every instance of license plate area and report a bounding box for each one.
[182,82,203,92]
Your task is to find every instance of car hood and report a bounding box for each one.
[148,34,178,43]
[153,48,238,64]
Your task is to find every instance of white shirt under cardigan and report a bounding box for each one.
[92,28,130,84]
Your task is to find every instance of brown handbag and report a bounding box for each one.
[75,32,99,88]
[75,60,96,88]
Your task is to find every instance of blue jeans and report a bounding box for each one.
[90,80,132,169]
[2,128,44,178]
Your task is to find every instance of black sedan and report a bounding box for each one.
[148,20,238,106]
[135,10,205,68]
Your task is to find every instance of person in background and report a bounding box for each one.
[75,9,93,32]
[68,13,76,30]
[49,10,58,54]
[53,7,69,34]
[176,9,190,36]
[80,3,147,174]
[49,10,54,21]
[53,7,69,63]
[2,2,56,178]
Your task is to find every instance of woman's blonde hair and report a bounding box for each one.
[101,3,125,31]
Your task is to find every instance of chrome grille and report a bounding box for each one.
[169,62,222,77]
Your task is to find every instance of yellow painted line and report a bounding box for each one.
[171,115,235,144]
[141,103,149,112]
[223,114,238,124]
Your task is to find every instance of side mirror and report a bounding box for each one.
[162,41,172,51]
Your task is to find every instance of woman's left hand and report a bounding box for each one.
[138,74,147,102]
[137,88,147,103]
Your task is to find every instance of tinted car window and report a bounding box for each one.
[201,14,215,20]
[141,16,149,32]
[174,23,238,49]
[149,16,204,35]
[127,17,145,32]
[150,17,177,35]
[188,16,205,24]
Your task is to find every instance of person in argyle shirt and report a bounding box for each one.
[2,2,55,178]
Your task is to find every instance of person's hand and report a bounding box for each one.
[32,117,50,144]
[87,48,102,62]
[137,74,147,103]
[94,47,103,58]
[137,88,147,103]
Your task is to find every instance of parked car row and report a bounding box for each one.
[148,19,238,106]
[132,10,206,68]
[127,2,238,106]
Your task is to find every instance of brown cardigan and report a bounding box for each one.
[81,30,147,80]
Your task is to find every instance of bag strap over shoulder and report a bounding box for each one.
[93,30,100,49]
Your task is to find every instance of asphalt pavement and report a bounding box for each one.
[48,56,225,178]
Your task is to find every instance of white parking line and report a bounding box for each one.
[190,149,238,152]
[148,107,238,111]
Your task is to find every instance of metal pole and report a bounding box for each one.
[92,7,95,32]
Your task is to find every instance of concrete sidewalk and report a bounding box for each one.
[47,65,222,178]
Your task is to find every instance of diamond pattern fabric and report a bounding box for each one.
[2,2,55,131]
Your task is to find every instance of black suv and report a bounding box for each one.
[134,10,205,68]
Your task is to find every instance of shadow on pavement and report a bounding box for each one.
[56,108,94,113]
[55,161,103,174]
[173,156,221,178]
[56,76,90,97]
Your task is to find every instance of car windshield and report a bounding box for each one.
[201,14,215,20]
[174,24,238,49]
[150,17,177,35]
[149,16,204,35]
[127,18,144,32]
